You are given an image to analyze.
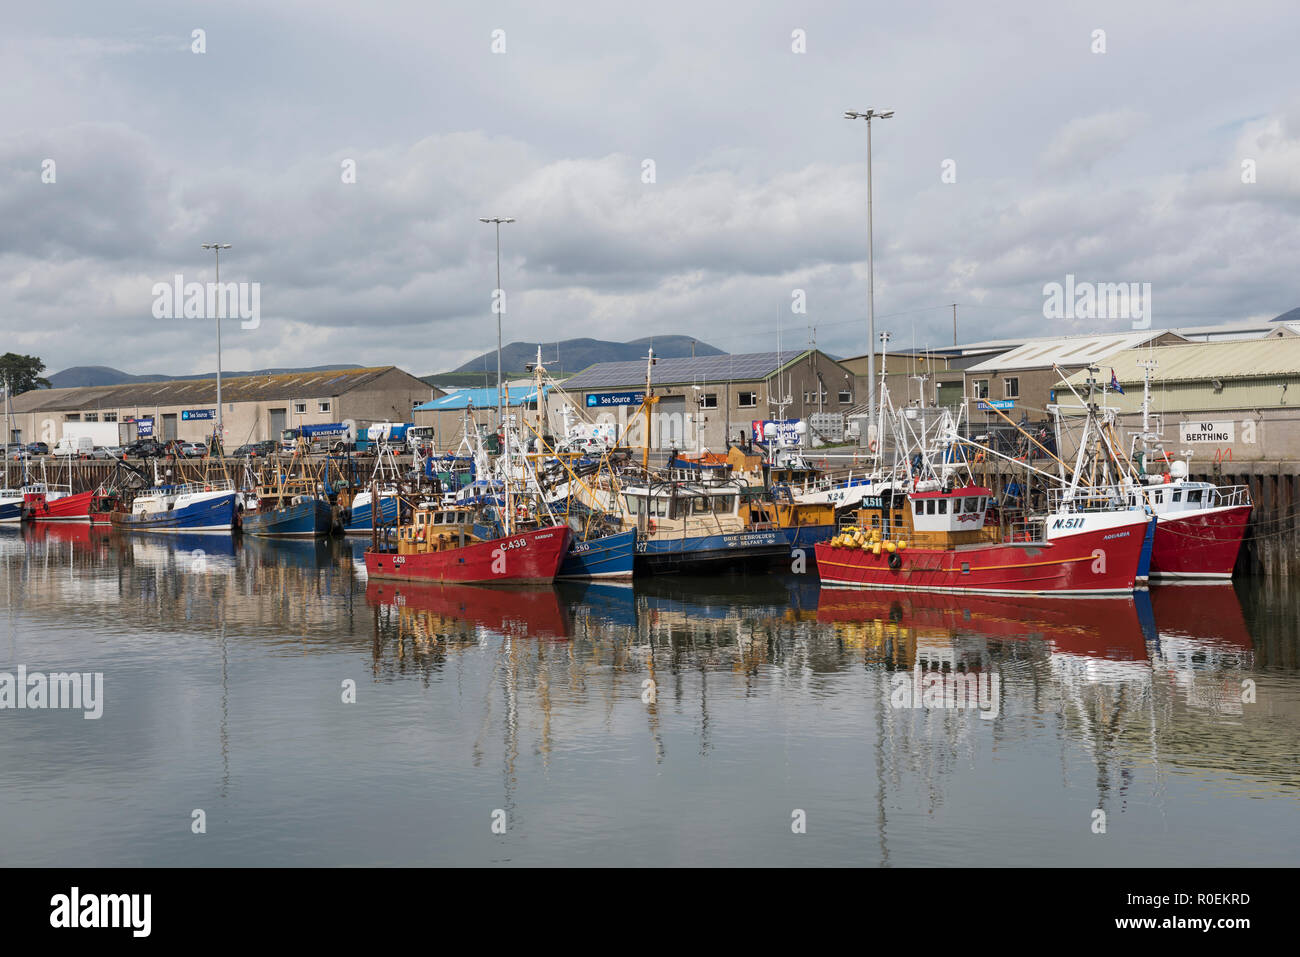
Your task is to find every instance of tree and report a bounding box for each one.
[0,354,51,396]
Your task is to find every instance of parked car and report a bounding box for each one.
[90,446,124,459]
[232,441,277,458]
[4,443,28,461]
[24,441,49,456]
[124,439,166,458]
[180,442,206,458]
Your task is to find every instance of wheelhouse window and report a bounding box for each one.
[926,500,936,515]
[937,499,947,514]
[713,495,735,513]
[913,501,923,516]
[1187,488,1203,503]
[624,494,643,515]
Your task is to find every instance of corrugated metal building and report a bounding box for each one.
[1061,338,1300,460]
[413,383,545,448]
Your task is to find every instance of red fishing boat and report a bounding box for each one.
[21,485,96,523]
[1126,475,1251,579]
[364,503,571,584]
[815,485,1150,595]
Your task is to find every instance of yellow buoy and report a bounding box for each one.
[897,540,907,551]
[884,541,897,553]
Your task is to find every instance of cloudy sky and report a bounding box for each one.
[2,1,1298,378]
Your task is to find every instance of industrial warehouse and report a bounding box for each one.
[6,366,438,448]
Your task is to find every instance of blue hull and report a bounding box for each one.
[0,500,21,523]
[635,524,834,574]
[242,499,333,538]
[558,528,636,580]
[343,495,399,533]
[112,493,238,532]
[1136,516,1157,581]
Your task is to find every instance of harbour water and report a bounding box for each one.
[1,524,1296,867]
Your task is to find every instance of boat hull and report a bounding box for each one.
[242,498,333,538]
[342,494,399,533]
[0,498,22,524]
[365,524,571,584]
[1149,504,1252,579]
[111,492,239,532]
[815,519,1149,595]
[557,528,636,580]
[635,524,834,574]
[23,489,95,523]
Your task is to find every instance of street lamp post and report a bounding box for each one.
[844,109,893,444]
[478,217,515,428]
[201,242,231,451]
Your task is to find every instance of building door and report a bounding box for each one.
[161,414,178,441]
[269,407,286,440]
[654,396,687,450]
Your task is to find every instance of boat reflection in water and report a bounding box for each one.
[366,580,571,642]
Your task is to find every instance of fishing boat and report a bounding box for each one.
[816,483,1150,595]
[242,480,333,538]
[338,446,402,533]
[110,481,240,532]
[341,486,399,533]
[1123,362,1252,579]
[240,447,334,538]
[22,484,95,522]
[364,503,571,584]
[0,488,23,524]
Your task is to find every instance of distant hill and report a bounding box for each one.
[446,336,723,380]
[1270,306,1300,323]
[47,364,359,389]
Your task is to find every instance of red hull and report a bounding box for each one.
[365,580,571,639]
[1149,505,1252,579]
[23,489,96,522]
[365,524,572,584]
[815,522,1148,595]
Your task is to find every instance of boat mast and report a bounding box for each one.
[641,348,655,479]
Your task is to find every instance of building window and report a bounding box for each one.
[84,412,98,422]
[318,400,331,413]
[698,393,718,409]
[1004,377,1019,399]
[293,401,306,414]
[838,390,852,404]
[972,380,989,399]
[65,414,80,422]
[737,391,757,408]
[103,412,118,422]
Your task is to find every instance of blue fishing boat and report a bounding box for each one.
[242,496,333,538]
[342,487,399,533]
[620,481,829,574]
[110,482,239,532]
[0,489,22,524]
[557,527,636,580]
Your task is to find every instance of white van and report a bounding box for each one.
[53,436,95,457]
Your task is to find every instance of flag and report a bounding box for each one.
[1110,368,1125,394]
